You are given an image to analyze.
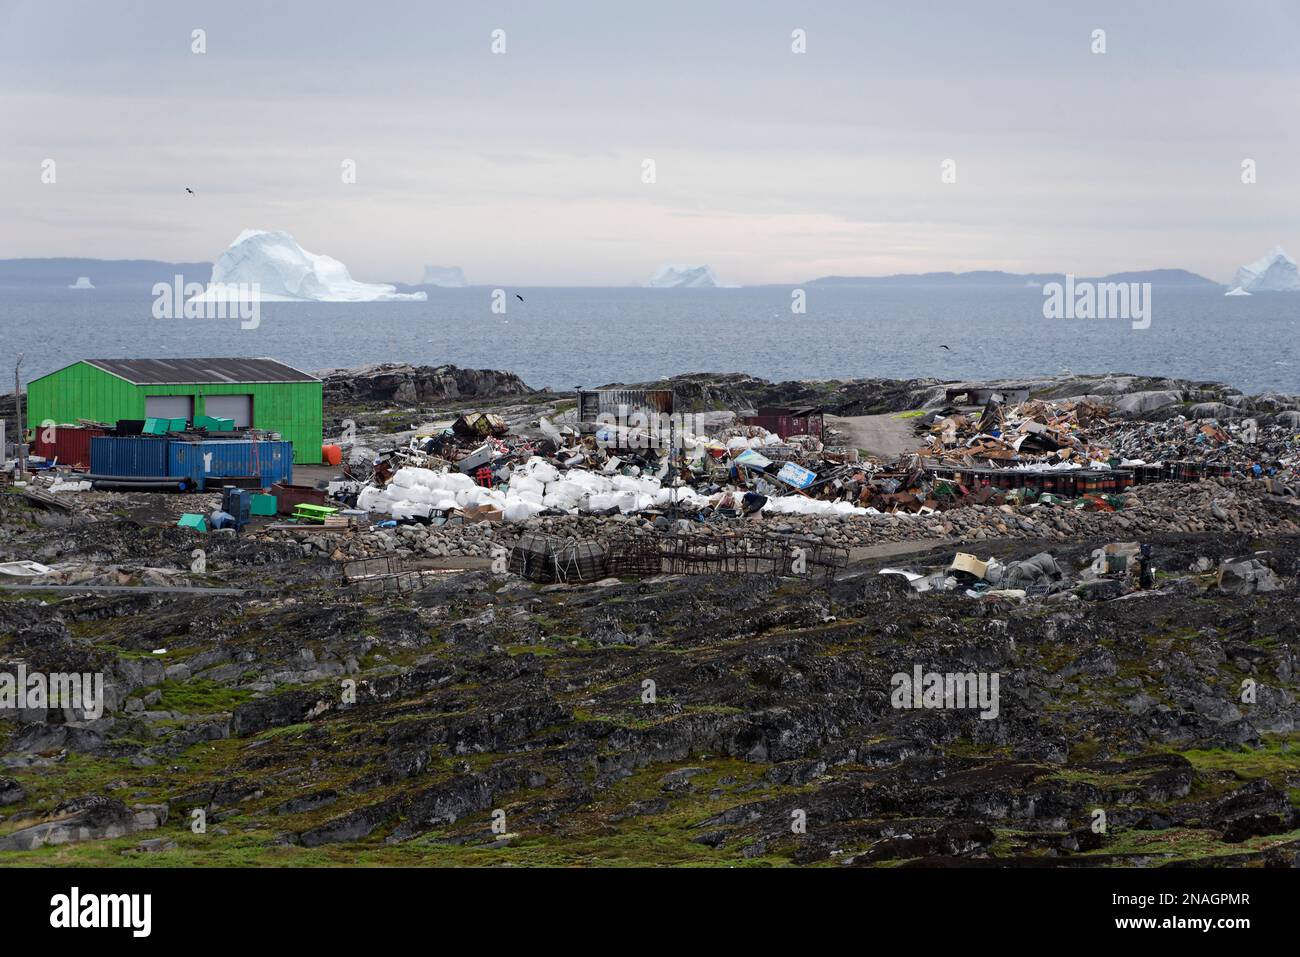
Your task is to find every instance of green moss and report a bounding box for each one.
[154,679,253,715]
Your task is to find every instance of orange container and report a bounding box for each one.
[322,444,342,466]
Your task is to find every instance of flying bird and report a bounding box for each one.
[185,187,195,195]
[515,293,524,302]
[939,344,950,350]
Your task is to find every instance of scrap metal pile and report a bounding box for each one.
[920,394,1299,480]
[894,395,1300,513]
[879,539,1287,603]
[348,409,896,526]
[344,392,1299,529]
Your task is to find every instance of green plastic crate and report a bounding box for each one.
[196,415,236,432]
[169,417,188,432]
[250,494,277,516]
[143,417,169,435]
[292,504,337,523]
[177,513,208,532]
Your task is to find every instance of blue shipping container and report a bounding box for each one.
[90,435,171,478]
[167,440,294,491]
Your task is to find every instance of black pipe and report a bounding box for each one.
[83,473,175,483]
[91,479,190,492]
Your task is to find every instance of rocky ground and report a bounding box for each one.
[1,370,1298,867]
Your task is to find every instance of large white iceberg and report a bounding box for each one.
[1232,245,1300,293]
[67,276,94,289]
[419,265,467,287]
[193,230,426,302]
[644,264,726,288]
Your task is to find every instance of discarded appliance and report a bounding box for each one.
[456,443,496,475]
[221,486,252,530]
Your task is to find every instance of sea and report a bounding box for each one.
[1,286,1296,394]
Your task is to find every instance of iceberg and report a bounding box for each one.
[1232,245,1300,293]
[193,230,427,302]
[644,264,727,288]
[67,276,94,289]
[419,265,468,287]
[1224,286,1251,297]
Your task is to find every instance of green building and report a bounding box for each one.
[27,358,323,464]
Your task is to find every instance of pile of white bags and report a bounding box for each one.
[360,457,674,524]
[357,454,870,526]
[761,496,869,517]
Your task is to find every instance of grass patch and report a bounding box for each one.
[154,679,253,715]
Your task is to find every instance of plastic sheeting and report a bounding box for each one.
[359,454,875,524]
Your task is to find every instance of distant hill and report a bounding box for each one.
[806,268,1218,288]
[0,258,212,288]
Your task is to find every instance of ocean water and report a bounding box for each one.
[0,286,1296,394]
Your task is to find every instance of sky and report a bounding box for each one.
[2,0,1299,285]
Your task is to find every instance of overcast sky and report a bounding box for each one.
[2,0,1298,285]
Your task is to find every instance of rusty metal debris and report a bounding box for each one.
[341,555,422,594]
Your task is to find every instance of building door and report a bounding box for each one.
[204,394,253,427]
[145,395,194,422]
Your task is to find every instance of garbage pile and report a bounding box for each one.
[349,412,891,526]
[878,538,1291,603]
[880,549,1069,600]
[920,397,1112,467]
[919,395,1300,483]
[340,392,1300,531]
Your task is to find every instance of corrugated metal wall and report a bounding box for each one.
[578,389,675,424]
[31,426,104,468]
[28,363,323,464]
[742,412,824,439]
[89,435,171,477]
[168,440,294,490]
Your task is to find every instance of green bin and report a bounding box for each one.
[177,513,208,532]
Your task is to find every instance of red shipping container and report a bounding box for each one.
[31,425,105,469]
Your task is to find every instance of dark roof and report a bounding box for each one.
[754,405,824,416]
[80,358,319,385]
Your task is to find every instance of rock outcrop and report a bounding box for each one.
[318,363,536,405]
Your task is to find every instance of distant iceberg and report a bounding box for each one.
[67,276,94,289]
[419,265,467,288]
[1232,245,1300,293]
[1224,286,1252,297]
[192,230,427,302]
[645,264,730,288]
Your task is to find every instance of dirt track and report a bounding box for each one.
[825,412,918,460]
